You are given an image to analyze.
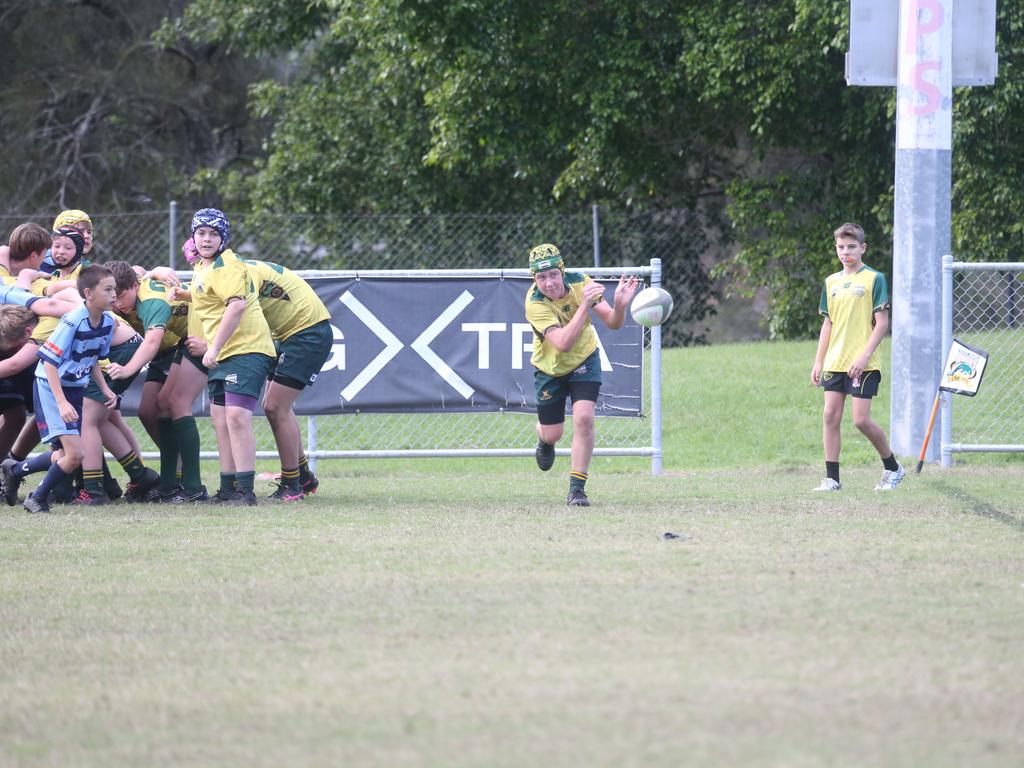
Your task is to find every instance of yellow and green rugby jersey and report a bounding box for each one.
[29,277,63,343]
[120,279,189,353]
[819,265,889,373]
[524,272,602,377]
[190,249,275,361]
[241,259,330,342]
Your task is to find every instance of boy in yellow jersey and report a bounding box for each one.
[811,222,905,492]
[525,244,639,507]
[153,241,212,504]
[242,258,329,501]
[189,209,276,506]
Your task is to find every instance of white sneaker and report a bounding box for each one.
[875,463,906,491]
[813,477,842,492]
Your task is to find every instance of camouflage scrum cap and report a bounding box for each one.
[528,243,565,274]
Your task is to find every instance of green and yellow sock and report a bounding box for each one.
[569,471,588,492]
[117,451,147,482]
[219,472,237,496]
[297,456,311,484]
[280,467,300,491]
[236,471,255,494]
[83,469,105,496]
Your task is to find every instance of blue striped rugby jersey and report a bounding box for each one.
[0,283,40,309]
[35,305,114,388]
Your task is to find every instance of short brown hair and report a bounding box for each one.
[104,260,140,294]
[77,264,114,298]
[833,222,865,245]
[0,305,37,350]
[8,223,51,262]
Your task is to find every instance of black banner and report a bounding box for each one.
[120,275,644,417]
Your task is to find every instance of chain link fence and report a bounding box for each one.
[1,207,683,472]
[943,260,1024,460]
[1,205,713,346]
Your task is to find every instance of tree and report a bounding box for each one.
[0,0,269,215]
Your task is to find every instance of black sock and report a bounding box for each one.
[14,452,53,478]
[882,453,899,472]
[825,461,840,483]
[33,462,73,501]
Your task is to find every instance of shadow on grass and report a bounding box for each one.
[932,478,1024,532]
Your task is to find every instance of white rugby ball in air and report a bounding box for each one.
[630,286,674,328]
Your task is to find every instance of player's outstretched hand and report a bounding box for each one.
[202,347,219,370]
[614,275,641,306]
[147,267,181,287]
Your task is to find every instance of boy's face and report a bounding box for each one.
[534,267,566,300]
[70,221,93,253]
[835,235,866,269]
[113,284,139,315]
[11,248,46,272]
[50,235,78,267]
[86,276,117,311]
[193,226,223,260]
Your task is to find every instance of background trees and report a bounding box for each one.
[3,0,1022,339]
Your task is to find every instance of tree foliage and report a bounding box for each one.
[0,0,268,215]
[7,0,1024,339]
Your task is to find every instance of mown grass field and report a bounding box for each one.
[2,339,1023,767]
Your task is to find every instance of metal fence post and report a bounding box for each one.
[592,204,601,268]
[651,257,663,476]
[940,254,953,468]
[308,415,318,472]
[169,200,178,270]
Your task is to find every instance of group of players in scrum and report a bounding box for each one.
[0,208,330,511]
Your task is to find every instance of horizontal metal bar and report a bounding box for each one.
[950,262,1024,272]
[173,267,654,281]
[942,443,1024,452]
[138,448,654,461]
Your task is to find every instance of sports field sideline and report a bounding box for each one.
[2,339,1022,767]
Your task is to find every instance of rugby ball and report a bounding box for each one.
[630,286,674,328]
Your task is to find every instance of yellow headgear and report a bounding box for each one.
[52,209,91,231]
[528,243,565,274]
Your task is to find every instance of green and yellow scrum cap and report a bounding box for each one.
[528,243,565,274]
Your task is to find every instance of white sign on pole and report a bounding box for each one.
[845,0,997,86]
[897,0,954,150]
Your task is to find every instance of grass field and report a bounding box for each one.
[2,339,1023,767]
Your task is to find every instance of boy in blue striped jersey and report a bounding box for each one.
[5,265,118,513]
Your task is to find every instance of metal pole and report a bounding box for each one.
[650,258,663,476]
[592,204,601,268]
[307,415,318,472]
[890,0,952,461]
[940,254,953,468]
[169,200,178,270]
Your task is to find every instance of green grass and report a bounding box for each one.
[2,340,1023,767]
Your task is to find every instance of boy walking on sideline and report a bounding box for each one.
[811,222,905,492]
[525,244,639,507]
[2,265,118,513]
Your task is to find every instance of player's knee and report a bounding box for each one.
[538,423,563,445]
[61,444,85,468]
[262,396,289,423]
[853,414,874,432]
[573,413,595,437]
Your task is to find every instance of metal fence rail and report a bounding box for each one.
[940,256,1024,465]
[130,264,665,474]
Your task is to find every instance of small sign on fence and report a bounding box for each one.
[917,337,990,473]
[938,337,989,397]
